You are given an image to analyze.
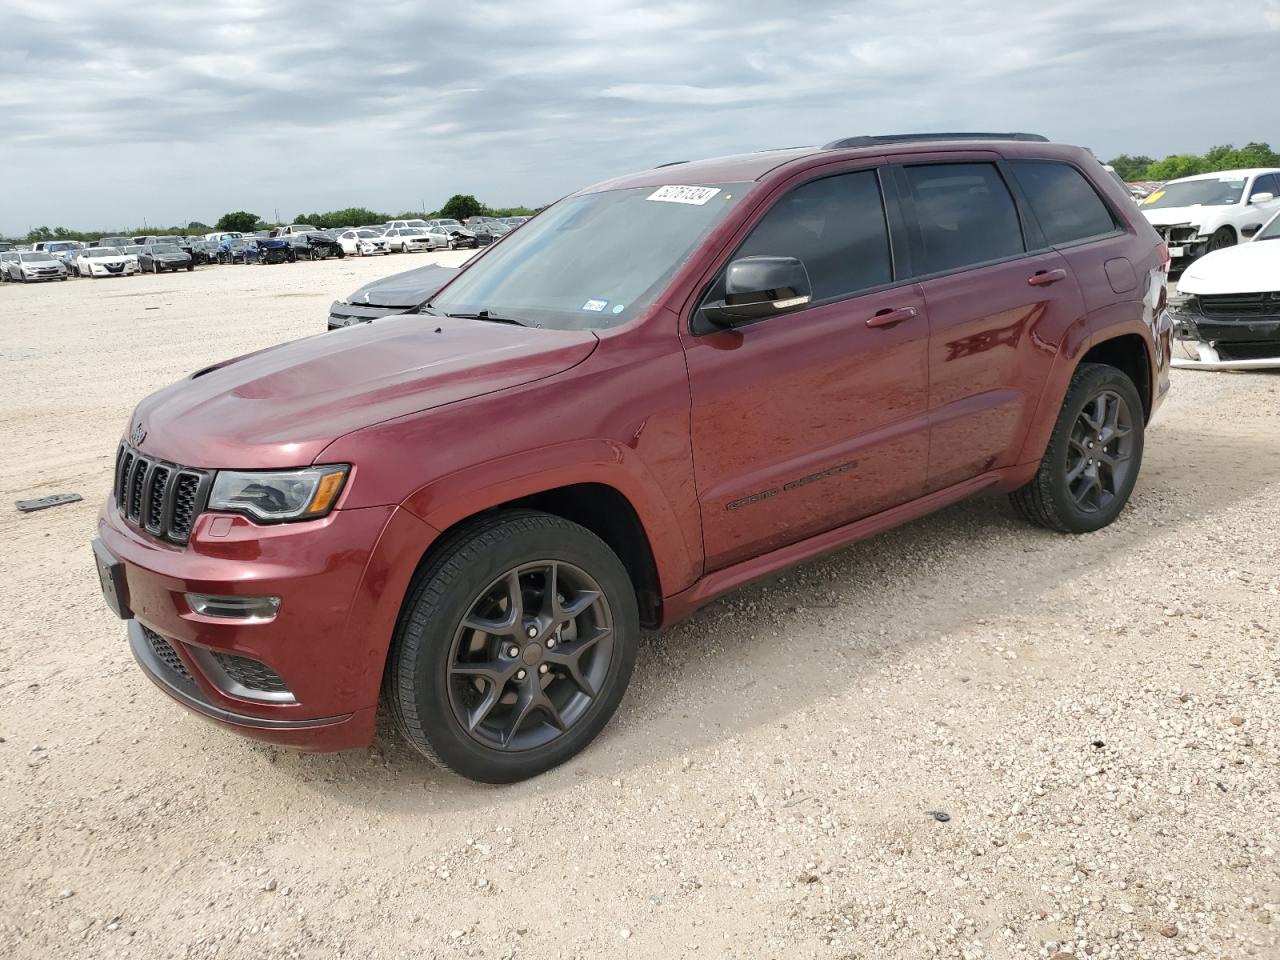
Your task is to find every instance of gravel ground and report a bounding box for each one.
[0,258,1277,960]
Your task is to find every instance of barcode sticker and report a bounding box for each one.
[647,185,721,205]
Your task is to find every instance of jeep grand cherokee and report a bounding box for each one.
[94,132,1172,783]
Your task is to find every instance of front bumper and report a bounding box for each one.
[95,496,436,750]
[1169,296,1280,368]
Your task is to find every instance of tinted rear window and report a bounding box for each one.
[904,163,1024,274]
[1010,160,1118,246]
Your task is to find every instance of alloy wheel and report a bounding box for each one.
[1066,389,1135,513]
[447,560,614,751]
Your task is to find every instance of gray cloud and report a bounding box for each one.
[1,0,1277,233]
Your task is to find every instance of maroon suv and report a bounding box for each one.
[94,133,1172,782]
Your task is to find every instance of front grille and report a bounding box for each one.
[211,652,291,695]
[1199,292,1280,319]
[113,444,211,544]
[141,626,193,683]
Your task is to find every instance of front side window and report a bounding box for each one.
[429,183,746,330]
[904,163,1025,274]
[1251,174,1279,198]
[730,170,892,302]
[1010,160,1118,246]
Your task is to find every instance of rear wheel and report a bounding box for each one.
[385,511,639,783]
[1011,363,1144,533]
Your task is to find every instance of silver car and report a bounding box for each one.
[7,250,69,282]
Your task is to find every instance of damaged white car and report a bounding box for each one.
[1141,168,1280,271]
[1170,208,1280,370]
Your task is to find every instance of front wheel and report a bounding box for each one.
[385,511,639,783]
[1011,362,1145,534]
[1206,226,1236,253]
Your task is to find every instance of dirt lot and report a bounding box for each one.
[1,258,1277,960]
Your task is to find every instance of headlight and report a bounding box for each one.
[208,465,349,522]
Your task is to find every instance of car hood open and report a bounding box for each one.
[130,314,598,468]
[1178,240,1280,295]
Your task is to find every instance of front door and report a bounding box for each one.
[681,167,931,571]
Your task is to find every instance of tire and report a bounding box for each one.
[1206,226,1236,253]
[385,510,639,783]
[1011,362,1145,534]
[186,263,194,271]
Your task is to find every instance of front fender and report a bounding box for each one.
[400,438,700,598]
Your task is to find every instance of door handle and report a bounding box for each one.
[866,306,917,328]
[1027,268,1067,287]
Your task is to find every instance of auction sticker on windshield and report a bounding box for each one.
[647,185,721,205]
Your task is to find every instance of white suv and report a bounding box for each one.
[1140,168,1280,268]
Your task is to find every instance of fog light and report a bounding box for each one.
[186,593,281,621]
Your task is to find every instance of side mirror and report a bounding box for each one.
[701,256,812,328]
[1249,192,1275,204]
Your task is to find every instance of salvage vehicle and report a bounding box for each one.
[45,240,84,271]
[271,224,319,238]
[8,250,68,281]
[1141,169,1280,269]
[218,238,251,264]
[335,229,391,257]
[427,223,478,250]
[327,262,459,328]
[73,246,140,278]
[255,235,296,265]
[95,236,133,249]
[0,250,19,280]
[1169,208,1280,369]
[386,219,431,231]
[472,221,512,246]
[385,227,444,253]
[288,231,345,261]
[94,133,1170,783]
[138,243,193,273]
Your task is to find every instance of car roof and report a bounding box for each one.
[579,136,1093,194]
[1165,168,1280,183]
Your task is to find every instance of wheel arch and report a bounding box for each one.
[407,480,669,629]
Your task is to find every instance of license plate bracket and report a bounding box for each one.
[92,540,133,620]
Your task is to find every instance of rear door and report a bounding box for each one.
[681,164,931,570]
[894,157,1086,492]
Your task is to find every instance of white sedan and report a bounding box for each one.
[384,227,445,253]
[1169,208,1280,370]
[1141,168,1280,269]
[73,246,139,278]
[334,229,391,256]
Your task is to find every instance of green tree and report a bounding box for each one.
[439,194,484,221]
[1106,155,1154,181]
[1145,154,1209,181]
[187,220,212,232]
[216,211,261,233]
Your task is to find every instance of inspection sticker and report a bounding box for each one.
[647,185,721,205]
[581,298,609,312]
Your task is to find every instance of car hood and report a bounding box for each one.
[130,313,598,469]
[343,263,460,308]
[1178,240,1280,295]
[1141,205,1231,228]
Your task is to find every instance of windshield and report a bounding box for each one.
[23,252,56,262]
[1143,177,1247,209]
[357,230,381,238]
[430,182,746,330]
[152,244,181,254]
[87,248,120,257]
[435,219,462,227]
[1255,212,1280,242]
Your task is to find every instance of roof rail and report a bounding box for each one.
[823,132,1049,150]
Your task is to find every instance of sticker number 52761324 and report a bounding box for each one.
[647,185,721,205]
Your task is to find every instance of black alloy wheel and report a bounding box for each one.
[1011,362,1145,534]
[1207,226,1236,252]
[447,560,614,751]
[385,510,639,783]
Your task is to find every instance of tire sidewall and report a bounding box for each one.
[393,516,639,783]
[1044,365,1145,532]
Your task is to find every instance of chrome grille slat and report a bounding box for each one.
[111,444,210,545]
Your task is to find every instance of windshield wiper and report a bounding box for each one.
[444,309,529,327]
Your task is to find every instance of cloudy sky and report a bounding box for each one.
[2,0,1278,234]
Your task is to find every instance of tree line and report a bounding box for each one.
[6,195,536,245]
[1107,142,1279,181]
